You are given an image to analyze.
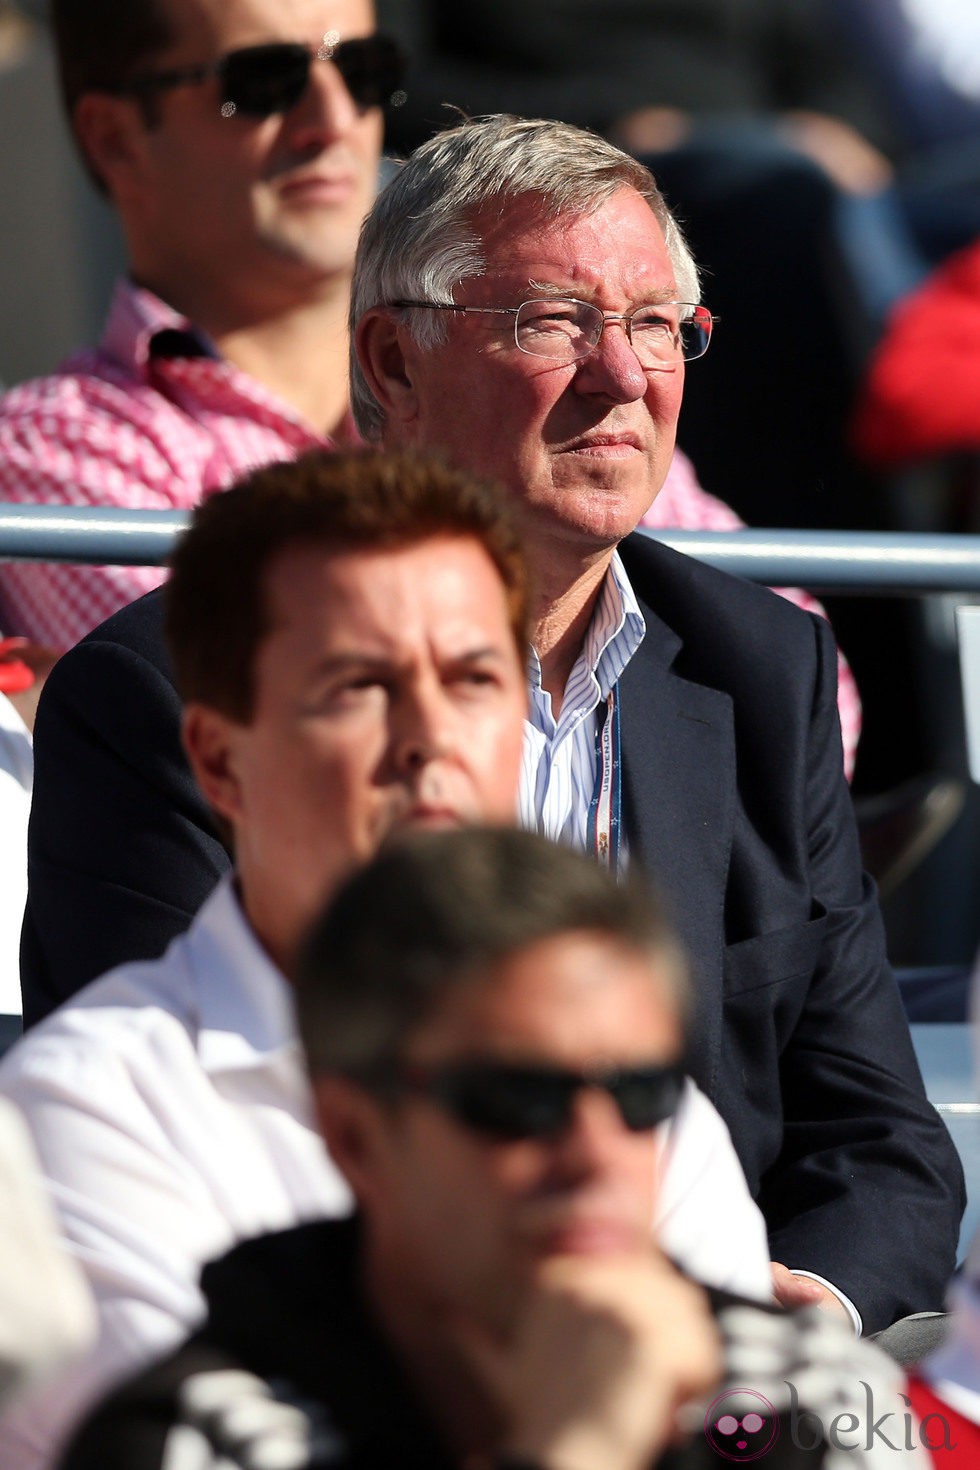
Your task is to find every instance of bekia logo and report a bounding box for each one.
[704,1389,779,1462]
[704,1380,956,1458]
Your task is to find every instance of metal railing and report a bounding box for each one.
[4,502,980,593]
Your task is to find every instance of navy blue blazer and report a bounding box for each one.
[21,531,964,1331]
[617,535,963,1325]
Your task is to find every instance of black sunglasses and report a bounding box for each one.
[383,1059,686,1141]
[112,34,405,119]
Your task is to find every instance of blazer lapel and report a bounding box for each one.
[618,608,734,1093]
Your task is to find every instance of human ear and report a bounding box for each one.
[355,307,421,432]
[72,92,153,202]
[314,1076,388,1204]
[181,704,245,830]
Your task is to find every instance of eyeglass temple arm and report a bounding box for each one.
[393,301,520,317]
[109,61,216,95]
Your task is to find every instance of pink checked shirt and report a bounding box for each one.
[0,280,332,651]
[643,450,861,779]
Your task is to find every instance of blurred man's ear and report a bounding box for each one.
[313,1075,390,1205]
[72,92,153,204]
[355,308,421,436]
[181,703,245,831]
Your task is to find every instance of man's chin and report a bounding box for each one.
[529,487,656,555]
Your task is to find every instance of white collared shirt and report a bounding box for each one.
[519,550,644,855]
[0,876,769,1469]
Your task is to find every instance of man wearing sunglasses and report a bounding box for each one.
[0,0,401,651]
[350,115,964,1339]
[0,452,772,1470]
[59,829,913,1470]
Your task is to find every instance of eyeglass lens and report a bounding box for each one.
[514,300,710,365]
[220,36,403,117]
[438,1062,684,1140]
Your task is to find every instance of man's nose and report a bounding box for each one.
[547,1088,632,1179]
[573,319,653,405]
[392,690,455,773]
[285,54,360,144]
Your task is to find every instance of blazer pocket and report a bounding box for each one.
[723,908,829,997]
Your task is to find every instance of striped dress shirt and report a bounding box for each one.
[519,551,643,858]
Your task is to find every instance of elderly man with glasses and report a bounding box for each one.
[348,113,963,1339]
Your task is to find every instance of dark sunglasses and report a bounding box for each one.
[112,34,404,119]
[384,1059,686,1141]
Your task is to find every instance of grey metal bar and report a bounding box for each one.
[0,505,189,567]
[3,503,980,592]
[650,529,980,593]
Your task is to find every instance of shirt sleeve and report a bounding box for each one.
[655,1078,772,1303]
[788,1269,862,1335]
[0,1019,240,1469]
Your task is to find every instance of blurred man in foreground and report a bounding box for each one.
[62,829,916,1470]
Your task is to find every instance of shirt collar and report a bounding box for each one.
[527,550,646,701]
[589,549,646,698]
[192,876,299,1074]
[101,278,218,377]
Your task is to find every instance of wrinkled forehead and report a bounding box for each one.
[461,188,676,299]
[468,184,658,249]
